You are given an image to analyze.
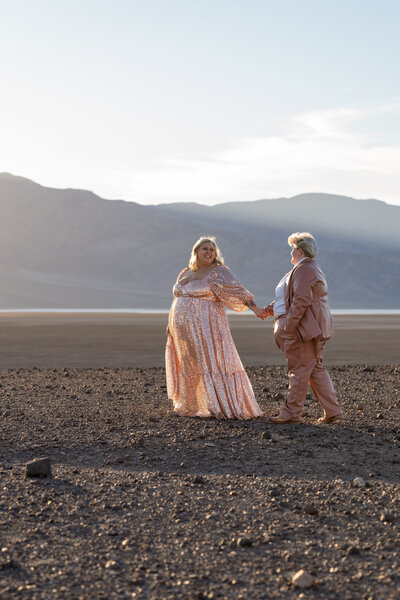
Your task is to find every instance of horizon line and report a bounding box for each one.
[0,171,397,208]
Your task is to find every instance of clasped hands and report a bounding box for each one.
[252,305,274,320]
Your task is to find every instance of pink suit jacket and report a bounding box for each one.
[284,257,333,342]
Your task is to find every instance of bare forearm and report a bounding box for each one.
[246,301,266,320]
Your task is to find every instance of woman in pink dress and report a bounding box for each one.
[166,236,264,419]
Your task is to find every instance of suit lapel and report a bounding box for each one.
[285,258,313,309]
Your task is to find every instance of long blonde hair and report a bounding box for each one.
[189,236,224,271]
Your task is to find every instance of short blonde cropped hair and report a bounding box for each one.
[189,236,224,271]
[288,232,317,258]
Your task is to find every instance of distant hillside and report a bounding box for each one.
[0,173,399,308]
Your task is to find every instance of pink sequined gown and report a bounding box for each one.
[166,265,262,419]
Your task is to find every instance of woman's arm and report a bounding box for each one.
[246,299,266,319]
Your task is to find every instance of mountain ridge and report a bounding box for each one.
[0,173,399,308]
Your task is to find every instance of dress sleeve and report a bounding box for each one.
[208,266,254,312]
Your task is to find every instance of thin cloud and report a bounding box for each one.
[124,104,400,205]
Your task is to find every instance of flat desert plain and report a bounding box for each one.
[0,312,399,368]
[0,313,399,599]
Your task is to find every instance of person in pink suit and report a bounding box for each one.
[264,232,342,424]
[166,236,265,419]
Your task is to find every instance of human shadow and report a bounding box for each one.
[4,415,398,485]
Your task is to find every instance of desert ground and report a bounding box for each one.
[0,313,399,599]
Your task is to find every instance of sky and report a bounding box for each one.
[1,0,399,205]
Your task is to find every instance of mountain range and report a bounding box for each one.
[0,172,399,308]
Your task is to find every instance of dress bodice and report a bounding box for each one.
[173,274,216,300]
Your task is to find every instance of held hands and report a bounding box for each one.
[263,306,274,318]
[252,305,274,320]
[247,301,273,320]
[252,306,269,320]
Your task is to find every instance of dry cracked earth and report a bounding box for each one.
[0,365,399,599]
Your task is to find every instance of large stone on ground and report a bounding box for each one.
[25,458,52,478]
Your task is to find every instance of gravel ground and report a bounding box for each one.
[0,365,399,599]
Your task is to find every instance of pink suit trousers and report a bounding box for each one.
[274,316,341,421]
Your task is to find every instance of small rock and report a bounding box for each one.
[105,560,118,569]
[261,431,271,439]
[291,569,314,588]
[347,546,360,555]
[0,558,19,570]
[303,504,319,515]
[380,512,395,523]
[353,476,365,487]
[25,458,52,478]
[192,475,205,484]
[376,413,384,419]
[236,537,253,547]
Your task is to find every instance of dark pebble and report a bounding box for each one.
[380,512,395,523]
[303,504,319,515]
[237,537,253,547]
